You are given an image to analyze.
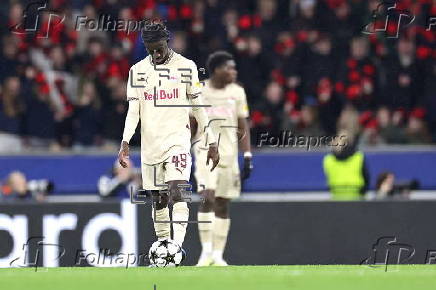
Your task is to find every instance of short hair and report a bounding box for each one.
[206,51,234,75]
[141,20,170,43]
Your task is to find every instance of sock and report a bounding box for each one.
[198,212,214,257]
[172,202,189,246]
[212,216,230,260]
[152,207,170,240]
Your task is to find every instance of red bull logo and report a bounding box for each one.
[144,89,179,100]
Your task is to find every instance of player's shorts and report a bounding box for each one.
[194,150,241,199]
[142,151,192,190]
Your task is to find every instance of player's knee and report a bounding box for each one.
[168,181,192,203]
[155,197,169,209]
[199,190,215,211]
[153,190,169,209]
[168,183,184,203]
[214,197,230,218]
[155,198,168,209]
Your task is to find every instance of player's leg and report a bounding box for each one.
[167,180,190,246]
[211,163,241,266]
[164,152,192,247]
[194,148,218,266]
[197,189,215,266]
[212,197,231,266]
[151,190,170,240]
[143,163,170,241]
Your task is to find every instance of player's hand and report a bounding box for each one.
[241,156,253,180]
[118,141,130,168]
[206,143,220,171]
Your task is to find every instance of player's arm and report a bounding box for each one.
[118,69,140,168]
[238,117,253,180]
[237,88,253,180]
[189,95,219,171]
[186,61,219,171]
[189,116,198,139]
[238,117,251,153]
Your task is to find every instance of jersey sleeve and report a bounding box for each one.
[186,61,202,97]
[122,67,140,143]
[127,67,138,101]
[236,86,249,118]
[187,61,216,145]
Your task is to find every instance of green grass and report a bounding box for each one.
[2,265,436,290]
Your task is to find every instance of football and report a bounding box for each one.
[148,239,184,267]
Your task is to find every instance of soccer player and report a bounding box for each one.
[118,21,220,256]
[192,51,253,266]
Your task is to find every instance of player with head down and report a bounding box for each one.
[192,51,253,266]
[118,21,220,263]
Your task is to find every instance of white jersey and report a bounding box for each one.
[122,50,215,165]
[194,80,249,165]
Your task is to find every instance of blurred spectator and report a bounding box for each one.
[279,32,301,88]
[337,104,360,138]
[72,80,102,149]
[0,171,53,202]
[0,76,24,152]
[170,31,188,55]
[376,107,407,144]
[323,0,362,58]
[102,80,131,149]
[296,105,325,137]
[300,34,341,134]
[375,172,396,200]
[405,109,431,144]
[81,37,109,80]
[75,4,109,53]
[336,37,377,111]
[98,159,141,198]
[1,171,29,200]
[301,34,335,102]
[291,0,320,43]
[115,7,138,51]
[23,83,57,148]
[379,37,423,111]
[237,35,273,102]
[255,0,284,51]
[262,81,285,136]
[285,105,325,138]
[375,171,420,200]
[106,43,130,83]
[0,36,19,82]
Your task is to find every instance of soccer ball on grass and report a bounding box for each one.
[148,239,185,267]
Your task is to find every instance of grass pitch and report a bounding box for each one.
[2,265,436,290]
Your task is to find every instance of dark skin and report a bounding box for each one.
[195,60,252,218]
[143,39,170,65]
[118,39,220,204]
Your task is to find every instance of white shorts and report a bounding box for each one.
[194,150,241,199]
[142,152,192,190]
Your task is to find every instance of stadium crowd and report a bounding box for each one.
[0,0,434,152]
